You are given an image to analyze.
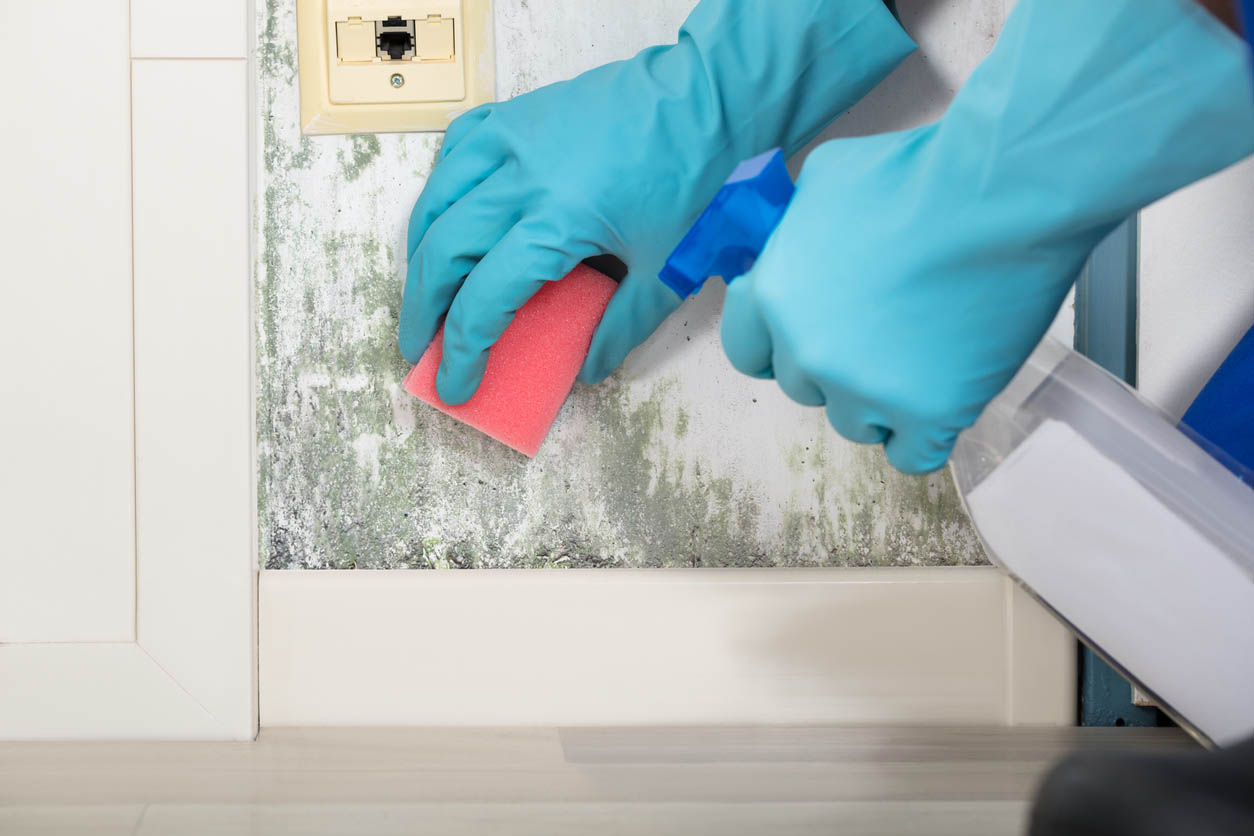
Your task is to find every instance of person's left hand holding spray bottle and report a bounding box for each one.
[399,0,916,404]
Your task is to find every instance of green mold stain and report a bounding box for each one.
[339,135,382,183]
[555,380,767,568]
[674,407,690,440]
[259,0,296,81]
[776,431,980,567]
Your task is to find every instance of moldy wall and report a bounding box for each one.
[256,0,1008,569]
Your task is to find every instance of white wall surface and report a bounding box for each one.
[1140,159,1254,421]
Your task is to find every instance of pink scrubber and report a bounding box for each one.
[403,265,618,457]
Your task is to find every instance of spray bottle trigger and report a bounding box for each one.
[658,148,796,299]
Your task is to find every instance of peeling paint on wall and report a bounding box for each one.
[256,0,995,569]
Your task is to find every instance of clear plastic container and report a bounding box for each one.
[951,337,1254,747]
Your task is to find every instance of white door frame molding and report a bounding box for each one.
[261,567,1075,728]
[0,3,256,741]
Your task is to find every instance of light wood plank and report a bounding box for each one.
[0,726,1193,804]
[0,0,135,644]
[131,0,248,59]
[131,60,255,740]
[260,568,1075,727]
[0,726,1193,835]
[0,806,145,836]
[129,801,1030,836]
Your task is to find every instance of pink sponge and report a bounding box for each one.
[403,265,618,457]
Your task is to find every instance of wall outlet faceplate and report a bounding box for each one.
[297,0,494,135]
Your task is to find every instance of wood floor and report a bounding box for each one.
[0,726,1193,835]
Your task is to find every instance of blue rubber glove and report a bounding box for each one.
[722,0,1254,475]
[401,0,915,404]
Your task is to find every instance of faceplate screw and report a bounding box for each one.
[390,73,405,88]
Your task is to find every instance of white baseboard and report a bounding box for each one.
[259,568,1075,727]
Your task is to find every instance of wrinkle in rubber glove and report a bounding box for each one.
[721,0,1254,475]
[399,0,915,405]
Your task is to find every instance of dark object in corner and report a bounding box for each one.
[1030,734,1254,836]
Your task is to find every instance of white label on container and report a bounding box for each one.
[967,419,1254,745]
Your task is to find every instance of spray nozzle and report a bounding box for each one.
[658,148,796,299]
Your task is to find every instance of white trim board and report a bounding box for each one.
[2,0,135,646]
[0,24,256,740]
[260,568,1076,728]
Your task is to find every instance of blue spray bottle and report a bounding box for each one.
[659,149,794,299]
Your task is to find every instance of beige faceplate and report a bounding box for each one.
[297,0,494,135]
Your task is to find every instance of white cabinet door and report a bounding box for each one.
[0,0,255,740]
[1,0,135,644]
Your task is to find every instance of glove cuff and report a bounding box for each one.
[936,0,1254,240]
[676,0,917,161]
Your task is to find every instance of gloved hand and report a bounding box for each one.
[722,0,1254,475]
[400,0,915,404]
